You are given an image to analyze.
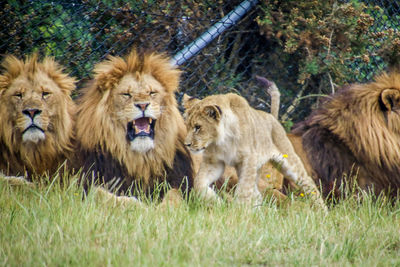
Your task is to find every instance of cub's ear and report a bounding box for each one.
[203,105,222,121]
[182,94,200,110]
[380,88,400,111]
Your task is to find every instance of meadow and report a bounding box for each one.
[1,177,399,266]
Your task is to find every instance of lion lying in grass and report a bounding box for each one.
[0,54,76,184]
[290,72,400,198]
[254,73,400,200]
[183,93,326,210]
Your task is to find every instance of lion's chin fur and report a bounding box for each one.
[22,129,45,144]
[189,148,205,155]
[130,137,154,153]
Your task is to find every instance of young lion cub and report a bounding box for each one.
[184,93,326,210]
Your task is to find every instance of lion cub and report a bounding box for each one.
[184,93,326,210]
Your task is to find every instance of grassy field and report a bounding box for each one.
[1,178,399,266]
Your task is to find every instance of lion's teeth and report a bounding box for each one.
[147,124,150,132]
[134,125,139,133]
[149,118,152,123]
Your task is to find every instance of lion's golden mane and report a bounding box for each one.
[75,50,193,196]
[0,54,76,177]
[292,72,400,197]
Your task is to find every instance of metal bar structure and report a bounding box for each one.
[171,0,259,66]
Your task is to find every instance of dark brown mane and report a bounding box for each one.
[293,72,400,198]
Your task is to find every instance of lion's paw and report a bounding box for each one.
[197,187,220,202]
[235,189,263,206]
[114,195,142,208]
[0,175,35,188]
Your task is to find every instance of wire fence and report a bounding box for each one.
[351,0,400,82]
[1,0,399,122]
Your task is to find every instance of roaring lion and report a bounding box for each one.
[183,93,326,210]
[0,54,76,181]
[75,49,193,204]
[290,72,400,198]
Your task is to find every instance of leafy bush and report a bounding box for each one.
[256,0,400,122]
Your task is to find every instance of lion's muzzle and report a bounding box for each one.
[184,141,205,154]
[21,108,45,143]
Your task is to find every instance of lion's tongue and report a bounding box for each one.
[134,118,150,133]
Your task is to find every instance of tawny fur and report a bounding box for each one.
[255,75,281,119]
[292,72,400,197]
[0,54,76,178]
[183,91,284,200]
[184,93,326,209]
[75,49,193,199]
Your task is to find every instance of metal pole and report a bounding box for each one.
[171,0,258,66]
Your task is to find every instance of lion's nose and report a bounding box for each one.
[135,103,149,111]
[22,108,42,119]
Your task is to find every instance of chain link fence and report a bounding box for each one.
[352,0,400,82]
[1,0,399,123]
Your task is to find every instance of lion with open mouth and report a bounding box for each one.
[75,49,193,204]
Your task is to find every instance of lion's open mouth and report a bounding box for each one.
[127,117,156,141]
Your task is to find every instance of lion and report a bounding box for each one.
[75,49,193,205]
[182,86,286,202]
[183,92,327,210]
[290,72,400,198]
[0,54,76,183]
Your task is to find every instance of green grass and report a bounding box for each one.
[1,178,399,266]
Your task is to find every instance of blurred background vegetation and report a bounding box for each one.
[1,0,400,127]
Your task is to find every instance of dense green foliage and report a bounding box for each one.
[256,0,400,122]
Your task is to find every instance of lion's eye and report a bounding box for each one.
[150,91,157,97]
[121,93,132,98]
[14,93,23,99]
[42,91,51,99]
[194,125,201,132]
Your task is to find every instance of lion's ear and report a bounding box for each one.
[182,94,200,110]
[0,55,24,86]
[0,74,7,96]
[95,72,116,93]
[380,88,400,111]
[203,105,222,121]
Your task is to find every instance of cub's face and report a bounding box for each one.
[1,70,68,144]
[184,105,221,154]
[111,73,166,153]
